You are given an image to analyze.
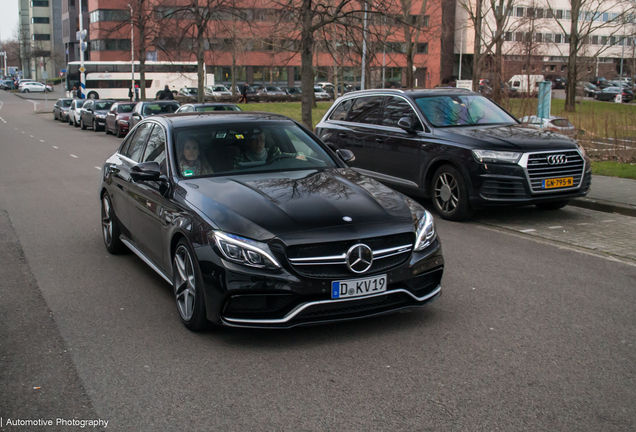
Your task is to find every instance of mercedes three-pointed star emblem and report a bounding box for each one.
[346,243,373,274]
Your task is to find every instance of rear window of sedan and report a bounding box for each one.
[118,104,135,113]
[95,101,114,110]
[415,95,516,127]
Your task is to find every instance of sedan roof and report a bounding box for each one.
[161,111,294,129]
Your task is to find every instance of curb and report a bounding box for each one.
[570,197,636,218]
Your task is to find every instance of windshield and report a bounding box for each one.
[187,88,197,94]
[75,100,85,107]
[415,95,516,127]
[118,104,135,113]
[61,100,73,107]
[95,101,114,110]
[266,86,282,91]
[174,122,337,178]
[212,86,228,91]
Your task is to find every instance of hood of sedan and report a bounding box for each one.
[437,123,578,151]
[180,169,414,242]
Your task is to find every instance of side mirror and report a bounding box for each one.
[131,161,162,182]
[397,117,415,133]
[132,112,140,117]
[336,149,356,165]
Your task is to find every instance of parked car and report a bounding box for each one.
[205,85,233,101]
[129,100,180,128]
[256,85,288,101]
[578,82,598,97]
[519,115,577,137]
[178,87,199,101]
[99,111,443,330]
[175,103,241,113]
[19,81,53,93]
[593,86,634,102]
[314,86,331,101]
[68,99,86,127]
[105,102,137,138]
[1,79,15,90]
[284,87,302,100]
[315,82,335,95]
[589,77,612,89]
[545,75,567,89]
[79,99,115,131]
[53,98,74,122]
[315,88,592,221]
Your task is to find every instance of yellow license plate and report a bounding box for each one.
[542,177,573,189]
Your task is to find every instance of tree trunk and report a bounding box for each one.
[138,0,147,101]
[472,0,483,92]
[197,29,205,103]
[300,0,314,129]
[565,0,580,111]
[493,38,502,104]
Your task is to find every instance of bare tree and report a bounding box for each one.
[549,0,636,111]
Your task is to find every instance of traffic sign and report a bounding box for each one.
[79,66,86,73]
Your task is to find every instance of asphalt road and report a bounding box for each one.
[0,91,635,431]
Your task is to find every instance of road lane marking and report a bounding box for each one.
[40,140,44,142]
[549,226,563,229]
[95,166,101,170]
[21,131,24,133]
[52,146,58,149]
[520,229,536,233]
[27,100,40,111]
[30,135,33,137]
[70,154,78,158]
[602,220,616,223]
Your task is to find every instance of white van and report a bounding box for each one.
[508,75,545,93]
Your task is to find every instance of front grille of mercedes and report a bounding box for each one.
[286,233,414,279]
[526,150,585,192]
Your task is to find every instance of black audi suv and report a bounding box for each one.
[315,89,592,221]
[100,112,444,330]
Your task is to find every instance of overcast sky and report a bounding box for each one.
[1,0,20,42]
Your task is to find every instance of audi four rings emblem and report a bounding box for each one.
[346,244,373,274]
[547,154,567,165]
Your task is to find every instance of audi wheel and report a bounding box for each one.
[431,164,472,221]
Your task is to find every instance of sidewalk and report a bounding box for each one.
[571,175,636,217]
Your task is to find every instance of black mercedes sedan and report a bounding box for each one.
[315,89,592,221]
[100,112,444,330]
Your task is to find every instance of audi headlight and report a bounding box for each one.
[210,232,280,269]
[472,149,522,164]
[414,210,437,252]
[576,142,587,158]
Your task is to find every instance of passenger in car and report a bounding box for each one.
[178,138,214,176]
[234,132,305,167]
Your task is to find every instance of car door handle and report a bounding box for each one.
[375,138,384,143]
[338,133,347,138]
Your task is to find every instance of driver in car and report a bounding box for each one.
[234,132,305,167]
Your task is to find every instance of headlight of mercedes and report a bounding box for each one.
[472,149,522,164]
[210,232,280,269]
[414,210,437,251]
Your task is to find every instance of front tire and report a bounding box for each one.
[80,118,86,130]
[101,192,126,254]
[173,240,209,331]
[431,164,472,221]
[93,119,98,131]
[535,200,569,211]
[115,125,123,138]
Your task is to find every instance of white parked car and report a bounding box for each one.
[19,81,53,93]
[313,86,331,101]
[205,85,233,100]
[519,115,577,137]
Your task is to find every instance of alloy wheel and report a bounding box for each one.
[434,172,459,214]
[102,196,113,247]
[174,245,197,322]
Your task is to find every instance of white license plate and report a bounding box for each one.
[331,274,387,299]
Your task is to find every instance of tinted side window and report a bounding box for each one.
[142,125,167,175]
[382,96,423,131]
[329,99,353,121]
[346,96,383,125]
[125,123,153,162]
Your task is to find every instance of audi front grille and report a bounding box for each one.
[523,150,585,193]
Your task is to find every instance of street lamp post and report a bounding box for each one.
[127,4,134,101]
[79,0,85,98]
